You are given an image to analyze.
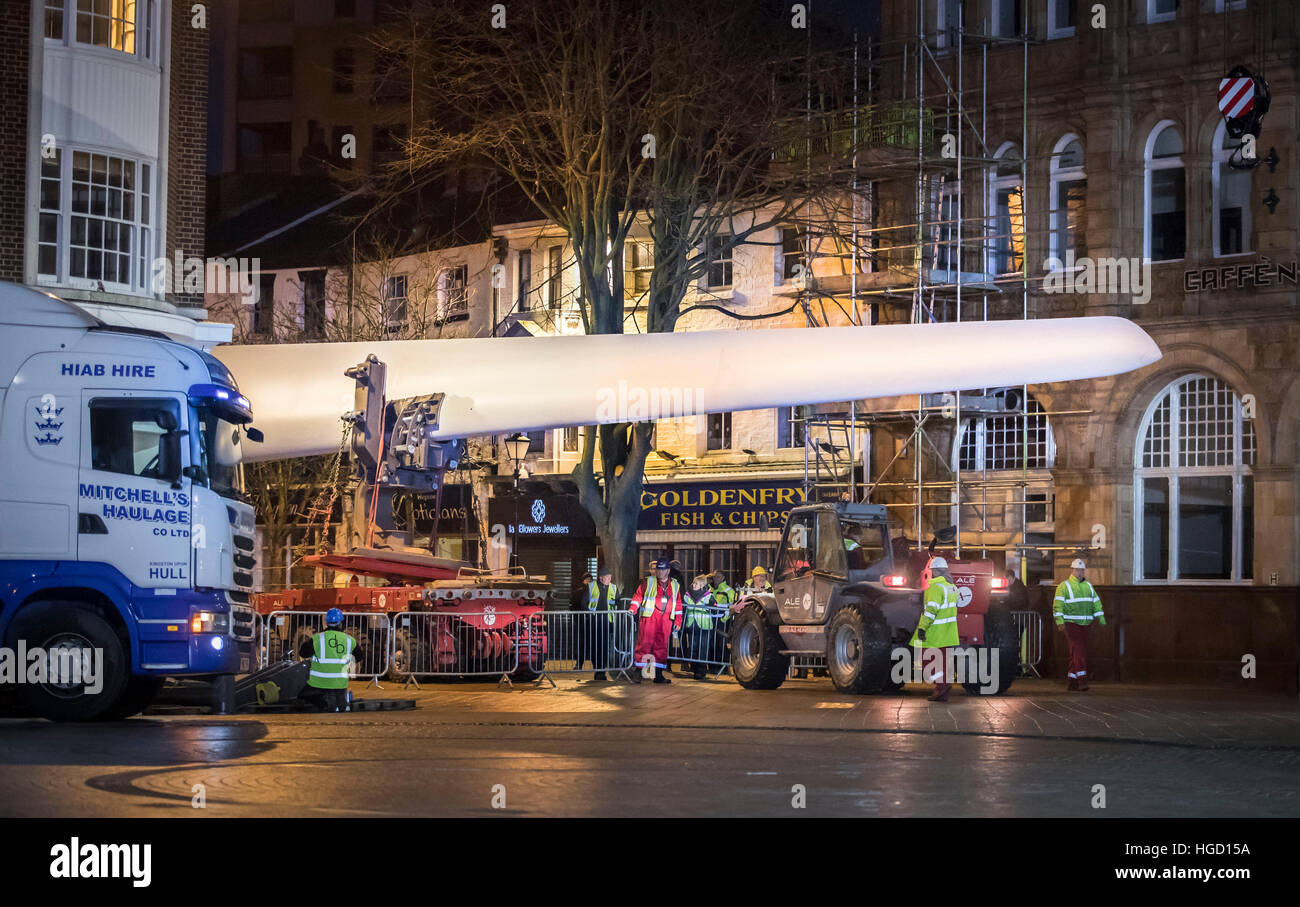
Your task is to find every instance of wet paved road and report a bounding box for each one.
[1,678,1298,817]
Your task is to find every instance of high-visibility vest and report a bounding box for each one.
[308,629,355,690]
[631,576,681,620]
[685,588,716,629]
[1054,577,1104,626]
[712,582,736,605]
[844,539,860,551]
[909,576,959,649]
[586,581,620,622]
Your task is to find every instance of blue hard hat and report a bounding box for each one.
[654,559,672,570]
[325,608,344,626]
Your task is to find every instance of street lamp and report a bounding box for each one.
[503,433,532,568]
[504,432,532,477]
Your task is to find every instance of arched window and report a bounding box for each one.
[1212,120,1252,257]
[987,143,1023,277]
[957,393,1055,471]
[1144,121,1185,261]
[1049,135,1086,265]
[1134,374,1255,582]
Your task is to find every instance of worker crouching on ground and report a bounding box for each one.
[298,608,360,712]
[629,559,683,684]
[908,557,959,702]
[580,566,619,681]
[1054,558,1105,691]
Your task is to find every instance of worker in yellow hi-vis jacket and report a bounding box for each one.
[1053,558,1105,692]
[908,557,960,702]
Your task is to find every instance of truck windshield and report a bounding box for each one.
[191,403,248,500]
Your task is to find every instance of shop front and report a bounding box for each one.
[488,480,598,608]
[635,478,806,587]
[393,483,480,564]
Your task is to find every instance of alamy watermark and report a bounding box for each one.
[0,642,103,694]
[1042,252,1152,305]
[151,252,260,304]
[889,645,999,694]
[594,380,706,423]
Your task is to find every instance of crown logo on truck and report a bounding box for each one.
[34,418,64,432]
[34,432,62,446]
[35,404,64,418]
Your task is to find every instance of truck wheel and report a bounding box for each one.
[101,677,165,720]
[386,626,416,682]
[731,607,788,690]
[826,603,893,694]
[8,603,130,722]
[962,603,1017,695]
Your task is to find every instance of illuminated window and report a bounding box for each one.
[1134,374,1255,582]
[1049,136,1086,264]
[76,0,136,54]
[988,144,1023,277]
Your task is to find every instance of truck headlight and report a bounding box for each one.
[191,611,230,634]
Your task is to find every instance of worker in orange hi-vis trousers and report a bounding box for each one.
[628,559,683,684]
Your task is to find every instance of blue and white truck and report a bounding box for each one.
[0,283,258,720]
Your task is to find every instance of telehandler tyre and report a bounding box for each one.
[826,603,893,694]
[730,606,788,689]
[962,602,1017,695]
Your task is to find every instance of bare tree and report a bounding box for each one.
[379,0,867,591]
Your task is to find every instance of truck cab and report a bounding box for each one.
[0,284,257,720]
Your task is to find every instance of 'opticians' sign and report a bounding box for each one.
[638,480,806,531]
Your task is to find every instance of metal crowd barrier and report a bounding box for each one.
[391,611,522,686]
[248,611,265,673]
[533,610,636,684]
[260,610,391,687]
[1012,610,1043,676]
[669,604,733,678]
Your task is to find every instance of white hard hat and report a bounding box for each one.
[929,556,948,569]
[1071,558,1087,569]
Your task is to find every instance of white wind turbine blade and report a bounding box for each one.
[215,316,1160,461]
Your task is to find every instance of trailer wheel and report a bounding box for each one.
[962,603,1017,695]
[731,607,787,690]
[826,603,893,694]
[386,626,416,682]
[7,602,131,722]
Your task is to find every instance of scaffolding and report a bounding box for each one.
[792,3,1079,577]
